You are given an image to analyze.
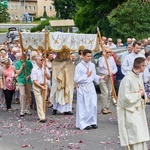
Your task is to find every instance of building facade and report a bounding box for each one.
[8,0,56,21]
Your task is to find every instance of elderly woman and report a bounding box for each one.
[3,58,16,112]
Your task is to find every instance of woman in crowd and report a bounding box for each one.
[3,58,16,112]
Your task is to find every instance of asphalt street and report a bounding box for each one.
[0,94,150,150]
[0,33,6,44]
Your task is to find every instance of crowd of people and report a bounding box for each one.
[0,36,150,149]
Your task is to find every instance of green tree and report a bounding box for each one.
[53,0,77,19]
[107,0,150,40]
[30,19,50,32]
[0,3,10,23]
[75,0,126,36]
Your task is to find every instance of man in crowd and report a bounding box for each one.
[14,52,33,117]
[106,38,116,48]
[117,57,150,150]
[98,48,117,114]
[121,44,133,63]
[31,55,50,123]
[121,41,145,75]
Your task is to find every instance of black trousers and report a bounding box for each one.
[3,89,15,109]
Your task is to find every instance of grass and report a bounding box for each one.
[0,29,7,33]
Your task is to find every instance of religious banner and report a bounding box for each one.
[21,32,47,51]
[20,32,99,52]
[49,32,99,52]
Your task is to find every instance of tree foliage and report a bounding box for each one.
[0,3,10,23]
[30,19,50,32]
[107,0,150,40]
[53,0,77,19]
[74,0,126,36]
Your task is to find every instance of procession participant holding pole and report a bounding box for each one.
[14,52,33,117]
[97,27,118,111]
[50,48,75,115]
[117,57,150,150]
[31,55,50,123]
[98,48,117,114]
[74,49,106,130]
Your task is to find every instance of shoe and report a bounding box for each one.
[47,103,53,108]
[112,99,117,107]
[7,108,12,112]
[14,98,19,104]
[25,110,32,115]
[64,111,73,115]
[84,126,92,130]
[146,102,150,105]
[20,114,24,117]
[1,103,5,108]
[107,109,112,113]
[91,124,98,129]
[101,109,108,114]
[52,109,57,115]
[39,119,47,123]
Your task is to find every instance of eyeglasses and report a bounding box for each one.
[106,51,111,53]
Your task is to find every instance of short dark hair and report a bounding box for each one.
[133,41,142,47]
[145,51,150,58]
[133,57,145,69]
[82,49,92,56]
[78,49,83,55]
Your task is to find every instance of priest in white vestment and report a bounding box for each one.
[74,49,105,130]
[117,57,150,150]
[50,49,75,115]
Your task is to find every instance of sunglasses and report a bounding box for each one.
[106,51,111,53]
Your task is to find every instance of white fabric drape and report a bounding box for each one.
[49,32,99,51]
[21,32,46,51]
[21,32,99,52]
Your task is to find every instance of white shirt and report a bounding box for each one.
[31,65,50,84]
[98,56,117,75]
[121,51,130,64]
[106,43,116,49]
[121,52,145,75]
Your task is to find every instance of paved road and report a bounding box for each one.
[0,95,150,150]
[0,33,6,44]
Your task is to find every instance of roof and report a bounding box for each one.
[49,20,75,27]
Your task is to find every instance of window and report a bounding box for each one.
[29,6,31,10]
[44,6,46,11]
[15,5,17,10]
[10,5,13,10]
[33,6,35,11]
[25,5,27,10]
[50,5,53,10]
